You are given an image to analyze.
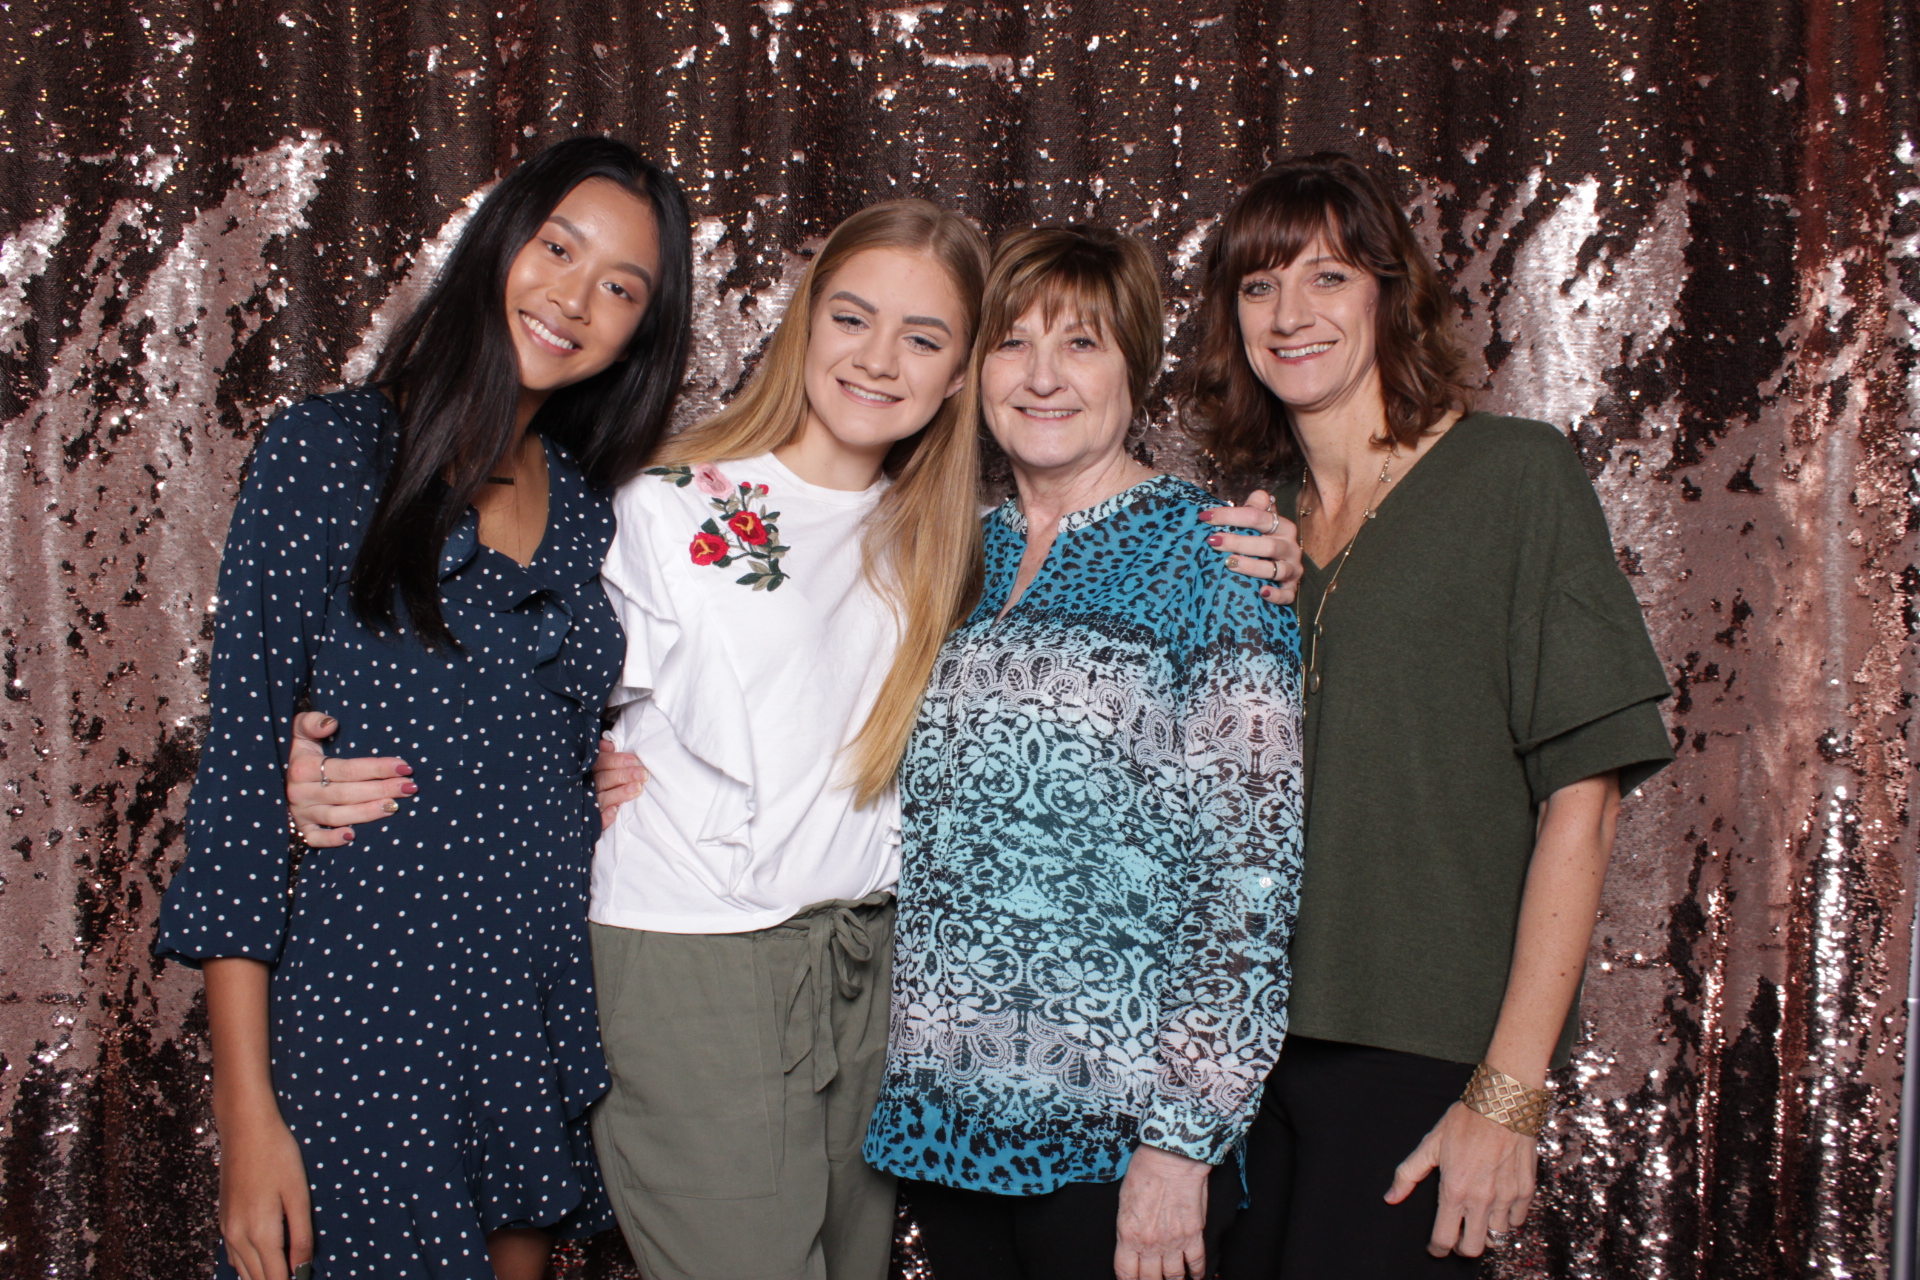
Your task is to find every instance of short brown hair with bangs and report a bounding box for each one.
[1186,152,1471,480]
[976,224,1164,412]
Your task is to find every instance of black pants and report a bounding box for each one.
[909,1156,1242,1280]
[1217,1037,1484,1279]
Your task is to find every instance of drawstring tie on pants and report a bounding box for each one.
[779,894,886,1093]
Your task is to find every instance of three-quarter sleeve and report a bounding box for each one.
[155,402,353,967]
[1138,541,1305,1166]
[1508,438,1674,806]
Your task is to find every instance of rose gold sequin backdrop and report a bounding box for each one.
[1,2,1914,1276]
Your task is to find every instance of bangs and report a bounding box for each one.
[977,225,1164,405]
[1219,194,1358,282]
[980,255,1126,348]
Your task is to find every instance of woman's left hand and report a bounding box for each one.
[1200,490,1303,605]
[1115,1144,1212,1279]
[1385,1101,1537,1257]
[286,712,414,847]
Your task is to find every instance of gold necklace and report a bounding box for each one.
[1300,451,1394,695]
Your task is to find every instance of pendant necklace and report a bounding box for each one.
[1299,449,1396,695]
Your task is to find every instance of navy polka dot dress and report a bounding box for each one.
[157,388,621,1275]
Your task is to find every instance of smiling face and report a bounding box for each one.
[503,177,662,400]
[981,302,1134,480]
[797,247,970,459]
[1235,233,1382,417]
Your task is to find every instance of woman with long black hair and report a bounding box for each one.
[156,136,693,1280]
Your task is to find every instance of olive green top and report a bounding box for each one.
[1279,413,1672,1067]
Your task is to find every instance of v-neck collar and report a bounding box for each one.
[438,435,613,608]
[1293,413,1477,574]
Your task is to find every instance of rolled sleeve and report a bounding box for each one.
[155,401,355,967]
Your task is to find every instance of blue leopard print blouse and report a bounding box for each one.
[863,474,1305,1195]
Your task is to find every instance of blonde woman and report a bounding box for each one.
[288,200,989,1280]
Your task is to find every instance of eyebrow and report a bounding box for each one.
[546,215,655,289]
[829,291,953,336]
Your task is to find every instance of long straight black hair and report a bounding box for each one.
[352,136,694,649]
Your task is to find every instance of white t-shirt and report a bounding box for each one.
[591,451,902,934]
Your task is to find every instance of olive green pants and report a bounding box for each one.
[589,894,897,1280]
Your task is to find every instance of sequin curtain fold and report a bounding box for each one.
[1,2,1914,1277]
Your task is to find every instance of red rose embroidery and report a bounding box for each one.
[728,511,769,545]
[690,531,729,565]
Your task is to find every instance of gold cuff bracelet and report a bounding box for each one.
[1462,1062,1552,1137]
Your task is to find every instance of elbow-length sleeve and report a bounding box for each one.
[155,401,355,967]
[1138,540,1306,1166]
[1508,434,1674,805]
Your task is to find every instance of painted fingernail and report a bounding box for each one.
[395,762,413,776]
[401,781,418,795]
[1197,510,1214,523]
[341,828,354,841]
[1206,534,1223,547]
[321,716,336,728]
[383,799,400,814]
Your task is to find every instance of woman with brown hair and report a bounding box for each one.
[1191,153,1674,1276]
[861,224,1305,1280]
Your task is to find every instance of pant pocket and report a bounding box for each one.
[593,926,782,1200]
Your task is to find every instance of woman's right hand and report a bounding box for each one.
[219,1104,314,1280]
[1199,490,1302,605]
[593,739,647,830]
[286,711,414,847]
[1114,1144,1213,1279]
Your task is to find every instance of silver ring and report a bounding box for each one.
[319,757,330,787]
[1487,1233,1508,1249]
[1265,510,1282,536]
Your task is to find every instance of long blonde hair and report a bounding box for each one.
[655,200,989,806]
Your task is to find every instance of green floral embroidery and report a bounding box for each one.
[647,464,792,591]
